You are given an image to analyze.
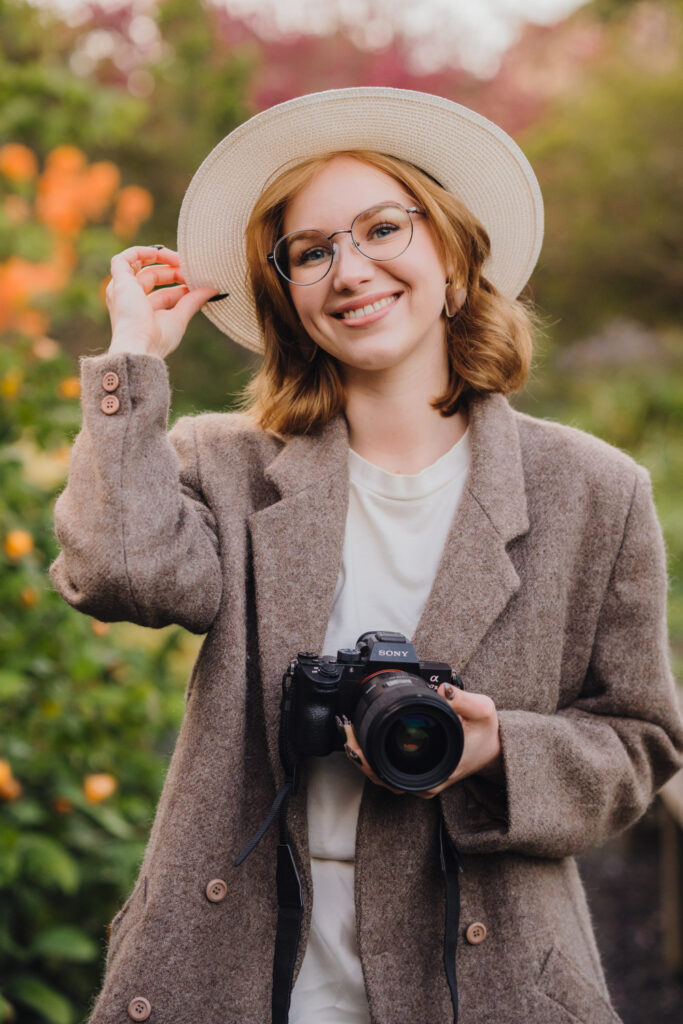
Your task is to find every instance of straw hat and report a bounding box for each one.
[177,87,544,353]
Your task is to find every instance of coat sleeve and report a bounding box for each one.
[442,467,683,858]
[48,351,222,634]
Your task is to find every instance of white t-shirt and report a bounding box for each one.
[289,430,471,1023]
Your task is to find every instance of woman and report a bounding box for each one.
[49,88,683,1024]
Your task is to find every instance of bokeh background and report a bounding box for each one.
[1,0,681,1021]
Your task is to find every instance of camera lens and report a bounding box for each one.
[354,671,464,791]
[385,712,447,774]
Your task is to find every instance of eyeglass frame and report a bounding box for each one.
[266,202,425,286]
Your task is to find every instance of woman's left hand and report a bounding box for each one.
[338,683,503,799]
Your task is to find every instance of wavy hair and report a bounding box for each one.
[239,150,535,435]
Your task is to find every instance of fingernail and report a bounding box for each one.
[335,715,346,736]
[208,292,229,302]
[344,744,362,766]
[151,244,165,250]
[443,683,455,700]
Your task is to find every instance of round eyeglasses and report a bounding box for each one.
[267,202,424,286]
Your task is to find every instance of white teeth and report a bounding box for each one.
[339,294,398,319]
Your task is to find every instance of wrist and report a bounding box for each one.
[108,336,155,357]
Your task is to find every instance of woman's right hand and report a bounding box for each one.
[106,245,220,359]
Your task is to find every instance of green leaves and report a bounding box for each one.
[32,925,99,963]
[5,976,74,1024]
[18,834,79,894]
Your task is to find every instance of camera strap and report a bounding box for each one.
[234,672,463,1024]
[439,814,464,1022]
[233,672,304,1024]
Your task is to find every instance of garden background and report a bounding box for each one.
[1,0,681,1021]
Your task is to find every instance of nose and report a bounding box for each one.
[330,235,374,291]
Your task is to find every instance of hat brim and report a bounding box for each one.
[177,87,544,353]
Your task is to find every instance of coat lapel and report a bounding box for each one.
[413,393,529,673]
[248,415,350,788]
[248,392,529,824]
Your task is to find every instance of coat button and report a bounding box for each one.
[205,878,228,903]
[127,996,151,1021]
[102,371,120,391]
[465,922,487,945]
[101,394,120,415]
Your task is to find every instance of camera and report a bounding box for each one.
[282,631,464,792]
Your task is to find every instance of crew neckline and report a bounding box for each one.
[348,428,470,500]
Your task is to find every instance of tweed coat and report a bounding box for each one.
[49,351,683,1024]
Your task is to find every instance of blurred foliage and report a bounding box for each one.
[516,325,683,674]
[0,0,255,416]
[0,146,200,1023]
[523,0,682,343]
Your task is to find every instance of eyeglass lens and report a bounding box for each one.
[274,203,414,285]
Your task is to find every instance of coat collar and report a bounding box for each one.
[263,391,528,537]
[249,392,529,795]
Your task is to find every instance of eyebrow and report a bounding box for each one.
[285,197,419,235]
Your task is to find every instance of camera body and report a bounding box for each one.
[283,631,464,792]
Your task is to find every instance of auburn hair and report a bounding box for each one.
[239,150,534,435]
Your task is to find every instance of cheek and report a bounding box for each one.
[287,285,316,326]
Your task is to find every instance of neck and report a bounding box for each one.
[342,359,468,474]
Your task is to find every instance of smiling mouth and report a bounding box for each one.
[333,294,400,320]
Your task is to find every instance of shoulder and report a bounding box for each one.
[168,410,283,467]
[510,407,651,528]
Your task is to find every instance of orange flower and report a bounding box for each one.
[4,529,34,560]
[0,775,22,802]
[52,444,72,465]
[113,185,154,238]
[0,143,38,182]
[20,585,41,607]
[99,275,111,306]
[32,336,61,360]
[54,797,74,814]
[91,620,111,637]
[0,368,23,399]
[57,376,81,399]
[14,309,50,337]
[45,145,87,175]
[36,180,86,237]
[81,161,121,219]
[83,773,118,803]
[3,195,31,224]
[0,760,22,803]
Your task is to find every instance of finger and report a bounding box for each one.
[136,265,187,294]
[148,284,189,310]
[438,684,495,721]
[335,716,403,794]
[344,740,404,795]
[110,247,180,278]
[172,285,223,325]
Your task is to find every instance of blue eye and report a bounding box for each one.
[294,246,330,266]
[370,221,400,239]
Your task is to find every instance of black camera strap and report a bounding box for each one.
[234,673,464,1024]
[234,672,304,1024]
[439,814,464,1023]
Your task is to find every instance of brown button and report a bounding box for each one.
[101,394,120,415]
[205,878,228,903]
[102,371,120,392]
[127,996,151,1021]
[465,922,487,945]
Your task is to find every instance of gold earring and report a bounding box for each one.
[444,281,466,318]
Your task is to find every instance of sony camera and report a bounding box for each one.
[282,631,464,792]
